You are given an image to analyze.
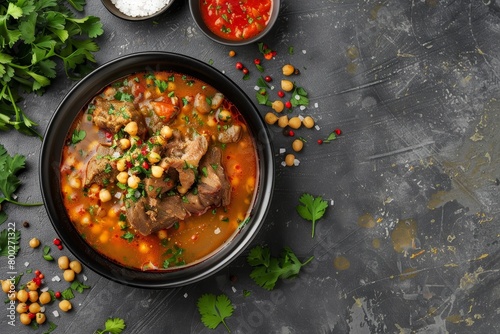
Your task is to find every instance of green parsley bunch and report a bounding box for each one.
[0,0,104,137]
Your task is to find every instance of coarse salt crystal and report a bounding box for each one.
[293,159,300,166]
[302,50,307,54]
[184,293,188,298]
[111,0,171,17]
[330,199,335,206]
[24,262,29,267]
[294,94,300,100]
[115,192,122,199]
[214,227,221,235]
[52,310,59,317]
[299,105,306,111]
[52,275,61,282]
[314,125,320,131]
[83,274,88,281]
[270,85,275,90]
[254,86,260,91]
[40,306,46,312]
[279,148,286,154]
[298,115,304,121]
[281,161,286,167]
[232,286,237,293]
[41,287,49,292]
[314,102,319,108]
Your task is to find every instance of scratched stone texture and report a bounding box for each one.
[1,0,499,333]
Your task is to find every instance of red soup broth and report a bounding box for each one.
[60,71,259,270]
[200,0,273,41]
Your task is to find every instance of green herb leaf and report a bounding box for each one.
[94,317,126,334]
[296,193,329,238]
[42,245,54,261]
[0,229,20,257]
[197,294,234,332]
[71,129,86,144]
[71,279,90,293]
[61,287,75,300]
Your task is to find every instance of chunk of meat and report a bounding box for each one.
[193,93,211,114]
[143,168,178,198]
[85,145,119,186]
[218,125,242,143]
[211,93,224,110]
[92,96,147,136]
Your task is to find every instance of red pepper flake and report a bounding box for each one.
[33,277,42,286]
[53,238,61,246]
[334,128,342,136]
[253,58,261,65]
[28,313,36,320]
[105,132,112,139]
[242,67,249,75]
[35,270,41,277]
[39,274,44,279]
[285,101,292,109]
[317,139,323,145]
[288,130,295,137]
[264,75,272,82]
[277,90,285,98]
[57,244,63,250]
[142,161,149,170]
[235,62,243,70]
[55,291,61,299]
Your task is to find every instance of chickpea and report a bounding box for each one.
[160,125,173,139]
[288,116,302,129]
[148,152,161,164]
[127,175,141,189]
[124,121,138,136]
[39,291,51,305]
[264,112,278,125]
[118,138,131,150]
[271,100,285,113]
[277,115,289,128]
[228,50,236,57]
[16,302,28,313]
[116,171,129,184]
[59,299,72,312]
[58,256,70,270]
[68,176,82,189]
[151,165,164,178]
[1,279,12,293]
[285,154,295,167]
[129,135,140,146]
[29,302,41,314]
[29,237,41,248]
[157,229,168,240]
[282,64,295,76]
[167,82,176,91]
[63,269,76,282]
[69,260,83,274]
[28,290,38,303]
[26,280,38,291]
[218,109,232,122]
[99,189,112,203]
[20,313,31,325]
[302,116,315,129]
[292,139,304,152]
[17,289,28,303]
[281,79,294,92]
[116,159,127,172]
[36,312,46,325]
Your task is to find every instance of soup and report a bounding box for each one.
[200,0,273,41]
[60,71,258,270]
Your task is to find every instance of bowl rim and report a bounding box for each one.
[100,0,177,21]
[40,51,275,288]
[188,0,280,46]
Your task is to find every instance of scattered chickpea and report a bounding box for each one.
[1,279,11,293]
[99,189,112,203]
[281,79,294,92]
[288,116,302,129]
[63,269,76,282]
[282,64,295,76]
[59,299,72,312]
[292,139,304,152]
[148,152,161,164]
[264,112,278,125]
[277,115,289,128]
[116,171,129,184]
[271,100,285,113]
[127,175,141,189]
[160,125,173,139]
[285,154,295,166]
[302,116,315,128]
[29,302,41,314]
[26,280,38,291]
[36,312,46,325]
[16,302,28,314]
[58,256,70,270]
[28,290,38,303]
[28,238,40,250]
[118,138,131,150]
[19,312,31,325]
[124,121,138,136]
[151,165,164,178]
[69,260,83,274]
[228,50,236,57]
[39,291,51,305]
[17,289,28,303]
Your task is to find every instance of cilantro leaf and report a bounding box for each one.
[197,294,234,332]
[247,246,313,290]
[0,229,20,257]
[71,279,90,293]
[94,317,126,334]
[296,193,329,238]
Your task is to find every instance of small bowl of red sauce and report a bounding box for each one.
[189,0,280,46]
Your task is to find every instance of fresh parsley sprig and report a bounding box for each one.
[247,245,313,290]
[197,293,234,332]
[94,317,126,334]
[296,193,329,238]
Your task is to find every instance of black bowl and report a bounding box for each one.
[40,52,274,288]
[189,0,280,46]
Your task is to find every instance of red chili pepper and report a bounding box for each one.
[253,58,261,65]
[285,101,292,109]
[142,161,149,170]
[235,62,243,70]
[242,67,249,75]
[264,75,272,82]
[277,91,285,98]
[53,238,61,246]
[33,277,41,286]
[288,130,295,137]
[55,291,61,299]
[35,270,41,277]
[39,274,44,279]
[28,313,36,320]
[57,245,63,250]
[317,139,323,145]
[334,128,342,135]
